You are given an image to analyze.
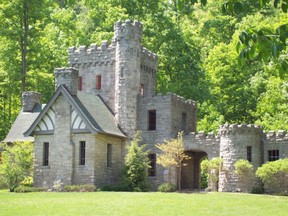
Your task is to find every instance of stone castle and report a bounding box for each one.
[4,20,288,192]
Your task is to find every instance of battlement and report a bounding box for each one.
[265,130,288,141]
[114,20,142,42]
[68,41,116,67]
[219,124,262,136]
[185,131,219,141]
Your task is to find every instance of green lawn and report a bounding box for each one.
[0,191,287,216]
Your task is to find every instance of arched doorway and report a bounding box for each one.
[181,150,208,190]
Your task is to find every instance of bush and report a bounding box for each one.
[251,186,264,194]
[14,186,46,193]
[256,159,288,194]
[64,184,96,192]
[158,183,177,192]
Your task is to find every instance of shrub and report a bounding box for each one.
[158,183,177,192]
[0,141,33,192]
[14,186,46,193]
[256,159,288,194]
[123,131,149,192]
[251,186,264,194]
[64,184,96,192]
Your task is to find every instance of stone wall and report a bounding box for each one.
[218,124,263,192]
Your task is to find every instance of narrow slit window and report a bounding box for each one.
[148,154,156,177]
[96,75,101,90]
[43,142,49,166]
[78,76,82,91]
[107,144,112,167]
[247,146,252,162]
[182,113,187,132]
[80,141,86,165]
[148,110,156,131]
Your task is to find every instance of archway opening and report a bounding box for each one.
[181,150,208,190]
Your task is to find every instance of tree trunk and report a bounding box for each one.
[178,166,181,191]
[21,0,29,93]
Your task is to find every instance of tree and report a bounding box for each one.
[156,131,190,191]
[123,131,150,191]
[0,141,33,192]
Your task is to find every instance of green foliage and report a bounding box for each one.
[157,183,177,192]
[123,131,149,192]
[64,184,96,192]
[14,186,46,193]
[256,159,288,193]
[234,159,253,177]
[200,157,223,191]
[156,131,190,190]
[0,141,33,192]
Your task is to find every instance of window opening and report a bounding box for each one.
[107,144,112,167]
[43,142,49,166]
[78,76,82,91]
[247,146,252,162]
[268,150,279,161]
[96,75,101,90]
[80,141,86,165]
[148,154,156,177]
[148,110,156,131]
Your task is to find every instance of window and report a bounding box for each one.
[43,142,49,166]
[182,113,187,132]
[148,154,156,177]
[78,76,82,91]
[148,110,156,131]
[247,146,252,162]
[268,150,279,161]
[140,84,144,96]
[107,144,112,167]
[96,75,101,90]
[80,141,86,165]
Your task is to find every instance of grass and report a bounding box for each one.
[0,191,288,216]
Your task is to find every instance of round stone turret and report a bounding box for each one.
[22,91,41,112]
[54,67,79,96]
[218,124,263,192]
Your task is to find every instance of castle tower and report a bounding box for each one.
[113,20,143,137]
[218,124,263,192]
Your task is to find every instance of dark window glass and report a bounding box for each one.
[107,144,112,167]
[96,75,101,90]
[182,113,187,132]
[80,141,86,165]
[148,110,156,131]
[78,76,82,91]
[148,153,156,177]
[43,142,49,166]
[247,146,252,162]
[268,150,279,161]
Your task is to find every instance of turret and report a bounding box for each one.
[114,20,143,137]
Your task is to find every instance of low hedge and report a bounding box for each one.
[158,183,177,192]
[64,184,96,192]
[14,186,47,193]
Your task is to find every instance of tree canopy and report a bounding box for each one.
[0,0,287,140]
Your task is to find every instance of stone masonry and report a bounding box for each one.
[7,20,288,191]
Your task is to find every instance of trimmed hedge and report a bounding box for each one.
[100,184,131,192]
[14,186,47,193]
[64,184,96,192]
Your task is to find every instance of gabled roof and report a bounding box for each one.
[24,85,126,138]
[3,109,40,143]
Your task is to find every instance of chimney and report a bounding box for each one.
[22,91,41,112]
[54,67,79,95]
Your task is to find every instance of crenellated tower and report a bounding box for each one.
[114,20,143,137]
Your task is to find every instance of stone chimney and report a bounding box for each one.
[54,67,79,95]
[22,91,41,112]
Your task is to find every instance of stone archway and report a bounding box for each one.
[181,150,208,190]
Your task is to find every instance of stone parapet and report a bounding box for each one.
[265,130,288,141]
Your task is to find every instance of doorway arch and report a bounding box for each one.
[181,150,208,190]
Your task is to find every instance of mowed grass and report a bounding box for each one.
[0,191,288,216]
